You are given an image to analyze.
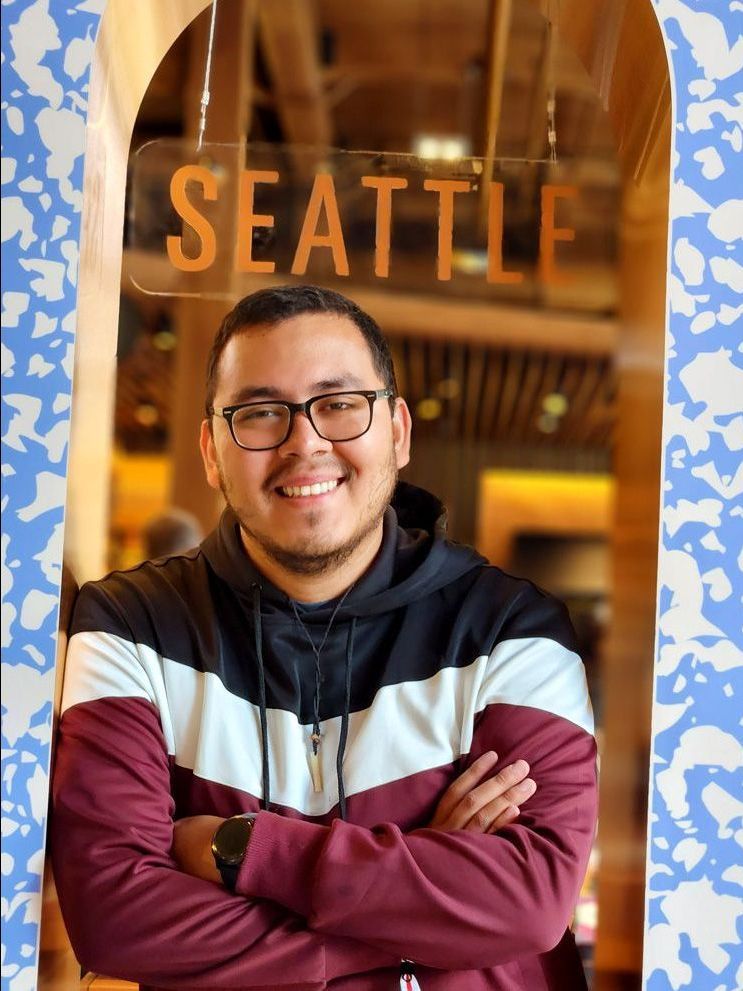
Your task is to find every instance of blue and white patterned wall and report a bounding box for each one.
[1,2,741,989]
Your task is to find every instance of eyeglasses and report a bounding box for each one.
[208,389,394,451]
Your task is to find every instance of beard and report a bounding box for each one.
[217,447,398,577]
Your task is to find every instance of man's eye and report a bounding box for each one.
[316,396,361,413]
[241,407,281,422]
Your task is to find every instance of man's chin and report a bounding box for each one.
[250,534,358,577]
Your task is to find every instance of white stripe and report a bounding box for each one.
[63,631,593,816]
[472,637,595,740]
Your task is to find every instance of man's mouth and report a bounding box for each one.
[277,478,343,499]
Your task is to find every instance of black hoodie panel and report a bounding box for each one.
[70,484,577,723]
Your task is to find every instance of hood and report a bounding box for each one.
[200,480,486,619]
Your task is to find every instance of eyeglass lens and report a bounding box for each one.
[231,393,373,449]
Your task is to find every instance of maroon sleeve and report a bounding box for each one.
[238,702,598,971]
[51,695,397,988]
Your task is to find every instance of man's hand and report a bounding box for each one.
[428,752,535,833]
[173,753,534,883]
[171,814,224,884]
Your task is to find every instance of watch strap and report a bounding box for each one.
[217,859,241,893]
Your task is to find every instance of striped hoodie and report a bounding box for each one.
[51,481,597,991]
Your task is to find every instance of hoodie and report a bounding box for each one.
[51,481,597,991]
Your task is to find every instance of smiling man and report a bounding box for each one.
[52,285,597,991]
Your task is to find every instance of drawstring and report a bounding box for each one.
[336,617,356,820]
[252,584,271,812]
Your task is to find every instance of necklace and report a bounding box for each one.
[290,584,355,792]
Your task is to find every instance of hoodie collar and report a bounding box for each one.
[200,481,485,615]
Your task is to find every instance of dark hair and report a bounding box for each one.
[205,285,397,413]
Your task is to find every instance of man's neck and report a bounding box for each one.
[239,527,384,603]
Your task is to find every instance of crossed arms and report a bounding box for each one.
[52,700,595,987]
[51,588,597,988]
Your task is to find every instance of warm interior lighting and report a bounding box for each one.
[416,397,443,420]
[153,330,176,351]
[436,378,461,400]
[413,134,471,160]
[451,247,488,275]
[134,403,159,426]
[542,392,569,416]
[537,412,560,434]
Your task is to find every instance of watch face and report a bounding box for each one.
[213,816,252,865]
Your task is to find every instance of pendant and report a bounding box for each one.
[309,733,323,792]
[399,960,421,991]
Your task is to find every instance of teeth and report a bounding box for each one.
[281,479,339,498]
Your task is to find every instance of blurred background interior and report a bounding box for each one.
[45,1,671,989]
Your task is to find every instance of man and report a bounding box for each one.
[52,285,597,990]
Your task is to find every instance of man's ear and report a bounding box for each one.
[199,419,221,491]
[392,398,412,470]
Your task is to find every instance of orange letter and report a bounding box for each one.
[361,176,408,278]
[539,184,577,285]
[423,179,471,280]
[167,165,217,272]
[486,182,523,285]
[236,170,279,273]
[291,174,349,277]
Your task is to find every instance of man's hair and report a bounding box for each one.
[205,285,397,413]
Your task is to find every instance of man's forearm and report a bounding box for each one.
[53,696,397,987]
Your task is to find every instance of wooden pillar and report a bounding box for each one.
[594,128,670,983]
[169,1,257,532]
[66,0,211,582]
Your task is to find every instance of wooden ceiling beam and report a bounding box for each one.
[342,285,617,356]
[122,249,617,355]
[259,0,332,147]
[530,0,670,182]
[479,0,512,226]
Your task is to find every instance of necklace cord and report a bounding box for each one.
[290,585,354,753]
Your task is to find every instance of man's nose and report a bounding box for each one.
[278,410,334,455]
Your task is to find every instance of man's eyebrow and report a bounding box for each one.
[228,386,283,403]
[312,374,365,392]
[227,375,366,404]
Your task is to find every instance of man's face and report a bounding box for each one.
[200,312,411,576]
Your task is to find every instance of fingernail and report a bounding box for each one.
[512,759,529,773]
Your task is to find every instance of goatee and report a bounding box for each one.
[217,456,397,577]
[237,509,385,575]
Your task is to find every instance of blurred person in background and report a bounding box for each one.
[143,507,204,560]
[51,285,597,991]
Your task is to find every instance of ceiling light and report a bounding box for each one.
[537,412,559,434]
[153,330,176,351]
[134,403,159,427]
[416,398,443,421]
[436,378,461,400]
[451,248,488,275]
[413,134,471,161]
[542,392,569,417]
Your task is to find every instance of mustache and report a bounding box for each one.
[264,461,351,490]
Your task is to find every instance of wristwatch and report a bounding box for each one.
[211,814,257,891]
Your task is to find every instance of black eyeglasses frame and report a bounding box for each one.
[208,388,395,451]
